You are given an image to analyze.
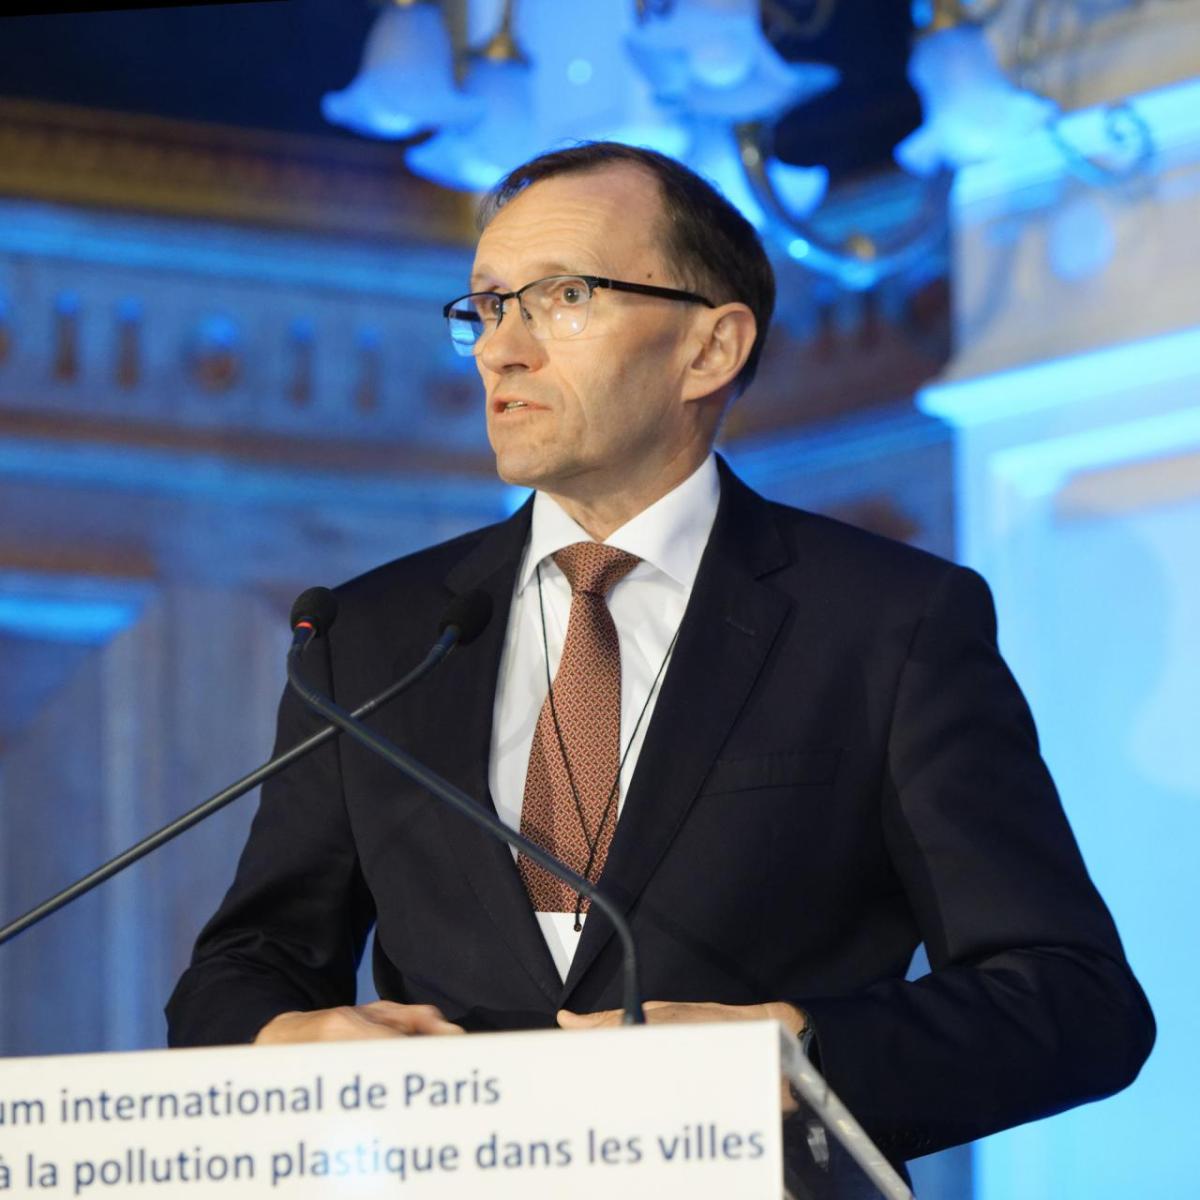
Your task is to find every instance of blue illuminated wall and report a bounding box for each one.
[923,327,1200,1198]
[917,49,1200,1188]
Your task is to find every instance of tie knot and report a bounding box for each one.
[552,542,640,597]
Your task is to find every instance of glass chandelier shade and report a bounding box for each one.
[405,57,542,191]
[687,119,827,232]
[625,0,839,121]
[322,3,482,140]
[409,0,698,191]
[764,156,828,221]
[895,24,1057,175]
[588,72,692,160]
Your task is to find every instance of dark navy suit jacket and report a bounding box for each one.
[167,460,1154,1163]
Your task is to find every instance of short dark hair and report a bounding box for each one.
[479,142,776,394]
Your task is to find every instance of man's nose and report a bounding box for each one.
[477,303,546,373]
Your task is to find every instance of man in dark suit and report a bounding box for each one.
[167,144,1153,1165]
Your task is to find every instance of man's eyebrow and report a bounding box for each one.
[468,262,590,291]
[468,267,500,291]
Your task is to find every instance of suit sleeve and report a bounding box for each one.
[798,565,1155,1159]
[165,631,375,1046]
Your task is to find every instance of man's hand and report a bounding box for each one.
[254,1002,465,1044]
[558,1001,807,1114]
[557,999,806,1036]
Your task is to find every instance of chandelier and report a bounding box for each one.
[323,0,1158,289]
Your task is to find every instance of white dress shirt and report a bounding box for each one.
[488,454,721,982]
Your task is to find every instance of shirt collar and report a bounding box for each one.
[518,453,720,594]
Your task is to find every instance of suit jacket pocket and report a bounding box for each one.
[700,748,840,796]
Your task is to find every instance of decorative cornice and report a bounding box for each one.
[726,402,950,482]
[0,97,476,243]
[920,325,1200,430]
[0,408,501,489]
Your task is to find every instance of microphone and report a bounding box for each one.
[291,586,492,655]
[286,597,646,1026]
[291,586,339,641]
[0,590,492,948]
[440,589,494,645]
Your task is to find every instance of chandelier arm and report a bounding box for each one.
[929,0,1008,28]
[761,0,839,41]
[1048,100,1156,188]
[963,0,1008,22]
[1014,0,1062,92]
[735,122,953,289]
[472,0,527,64]
[634,0,676,23]
[1012,0,1156,189]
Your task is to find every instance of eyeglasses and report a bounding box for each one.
[442,274,715,357]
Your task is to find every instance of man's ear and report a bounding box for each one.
[681,303,757,402]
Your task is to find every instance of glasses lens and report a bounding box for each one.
[446,293,500,356]
[445,279,592,355]
[525,277,591,341]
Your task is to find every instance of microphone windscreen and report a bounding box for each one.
[438,590,493,646]
[290,587,339,636]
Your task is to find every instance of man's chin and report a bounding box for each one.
[492,453,558,493]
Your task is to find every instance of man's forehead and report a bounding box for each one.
[471,166,666,286]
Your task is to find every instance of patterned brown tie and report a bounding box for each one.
[518,542,640,913]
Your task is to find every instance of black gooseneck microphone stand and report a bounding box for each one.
[286,605,647,1027]
[0,592,489,948]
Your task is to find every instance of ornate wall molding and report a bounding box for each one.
[945,75,1200,385]
[0,97,476,243]
[725,401,954,557]
[919,322,1200,1200]
[0,98,955,457]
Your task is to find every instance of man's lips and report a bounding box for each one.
[492,397,548,414]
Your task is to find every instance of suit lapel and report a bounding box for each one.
[560,461,793,1003]
[436,500,564,1004]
